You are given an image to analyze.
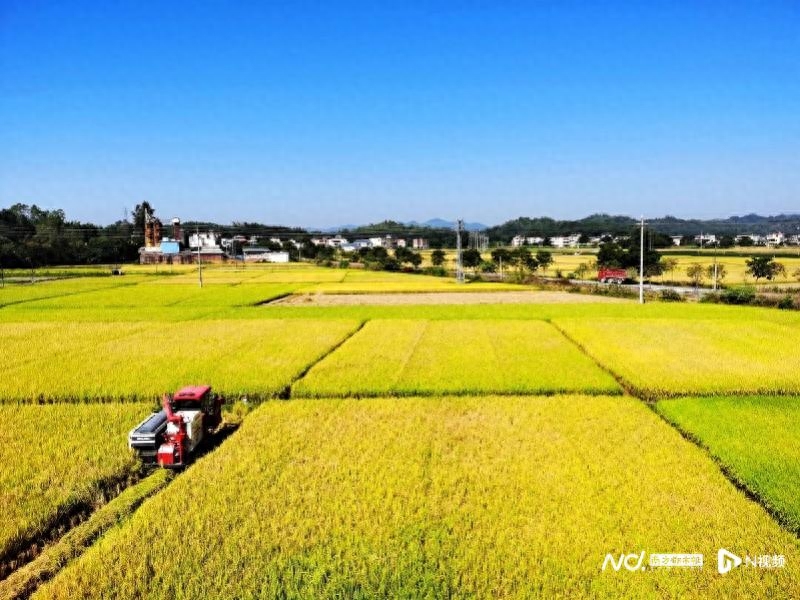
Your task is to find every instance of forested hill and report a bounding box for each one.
[485,213,800,242]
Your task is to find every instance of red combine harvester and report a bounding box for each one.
[128,385,224,468]
[597,268,627,284]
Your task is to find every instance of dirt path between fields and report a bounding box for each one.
[272,291,629,306]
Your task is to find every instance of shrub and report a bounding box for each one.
[659,289,684,302]
[778,295,796,310]
[720,286,756,305]
[422,266,447,277]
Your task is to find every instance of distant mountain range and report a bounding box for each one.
[313,218,488,233]
[407,219,488,231]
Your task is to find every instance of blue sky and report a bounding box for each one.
[1,1,798,227]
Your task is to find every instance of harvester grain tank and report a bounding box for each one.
[128,385,224,468]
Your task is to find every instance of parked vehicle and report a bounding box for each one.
[597,268,627,284]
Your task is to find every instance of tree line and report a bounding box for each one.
[0,204,141,268]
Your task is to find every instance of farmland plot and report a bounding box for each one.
[0,278,135,308]
[0,403,147,566]
[554,318,800,397]
[37,397,800,599]
[657,396,800,533]
[294,319,620,397]
[0,319,359,401]
[13,282,295,310]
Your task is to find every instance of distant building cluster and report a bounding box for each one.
[511,233,602,248]
[307,235,429,252]
[510,230,800,248]
[672,232,799,247]
[139,213,289,264]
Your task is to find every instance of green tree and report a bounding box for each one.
[132,202,155,232]
[490,247,512,266]
[394,246,413,263]
[662,257,679,282]
[574,262,590,279]
[746,256,785,283]
[462,248,482,270]
[597,242,625,267]
[686,263,705,288]
[535,250,553,274]
[431,249,446,266]
[705,263,727,285]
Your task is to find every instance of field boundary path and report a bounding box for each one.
[281,320,368,398]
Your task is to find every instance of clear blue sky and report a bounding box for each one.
[1,1,798,227]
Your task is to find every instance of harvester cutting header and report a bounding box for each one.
[128,385,224,468]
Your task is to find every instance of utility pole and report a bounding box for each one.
[712,241,718,291]
[196,225,203,288]
[639,216,645,304]
[455,219,465,283]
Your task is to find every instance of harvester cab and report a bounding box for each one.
[128,385,224,468]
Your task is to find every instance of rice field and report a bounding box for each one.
[0,277,135,308]
[35,397,800,599]
[2,266,799,597]
[14,282,296,310]
[657,396,800,533]
[546,252,800,286]
[0,403,147,565]
[0,319,359,401]
[554,317,800,397]
[294,319,621,397]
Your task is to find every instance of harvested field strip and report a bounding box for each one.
[553,317,800,397]
[274,290,629,305]
[657,396,800,535]
[294,319,621,397]
[35,397,800,599]
[0,404,147,570]
[0,471,171,600]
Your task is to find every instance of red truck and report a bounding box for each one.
[597,268,627,284]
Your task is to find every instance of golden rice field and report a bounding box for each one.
[0,403,147,564]
[35,397,800,599]
[1,266,799,598]
[0,277,135,308]
[657,396,800,533]
[546,253,800,285]
[294,319,621,397]
[554,317,800,397]
[0,319,359,401]
[14,282,295,309]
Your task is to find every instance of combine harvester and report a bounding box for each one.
[128,385,224,468]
